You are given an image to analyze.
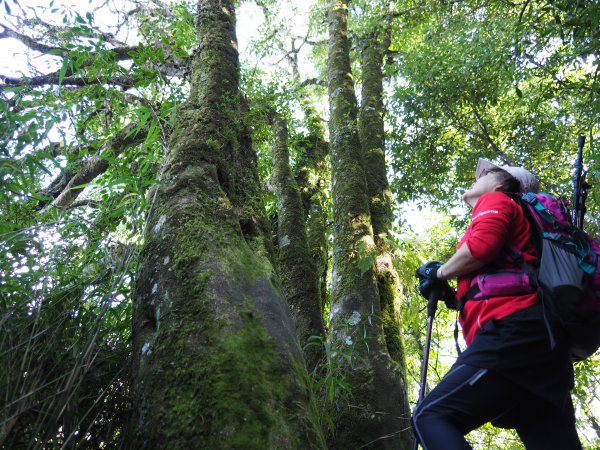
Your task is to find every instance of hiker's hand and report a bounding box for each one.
[415,261,442,299]
[440,283,457,310]
[416,261,442,282]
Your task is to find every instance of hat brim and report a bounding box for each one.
[475,158,501,180]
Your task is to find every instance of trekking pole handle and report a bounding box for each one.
[426,288,439,318]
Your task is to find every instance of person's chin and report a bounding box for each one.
[462,192,476,207]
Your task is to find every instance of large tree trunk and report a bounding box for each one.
[128,1,324,448]
[271,113,325,372]
[327,0,410,448]
[359,31,412,449]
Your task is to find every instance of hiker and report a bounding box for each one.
[412,159,583,450]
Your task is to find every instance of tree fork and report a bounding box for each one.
[327,0,411,448]
[359,29,412,450]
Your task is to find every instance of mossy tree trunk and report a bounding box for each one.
[295,106,330,316]
[359,31,412,450]
[271,113,325,372]
[327,0,410,448]
[128,1,324,448]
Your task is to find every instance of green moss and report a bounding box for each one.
[142,308,323,450]
[209,318,292,449]
[377,270,405,368]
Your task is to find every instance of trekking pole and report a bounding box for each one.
[572,136,590,230]
[412,288,439,450]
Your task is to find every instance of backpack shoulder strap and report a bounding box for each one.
[505,193,543,276]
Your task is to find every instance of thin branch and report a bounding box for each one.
[441,98,511,164]
[42,122,149,211]
[0,23,67,56]
[19,16,128,48]
[469,97,509,162]
[147,0,176,19]
[518,0,532,23]
[1,72,135,88]
[300,78,326,88]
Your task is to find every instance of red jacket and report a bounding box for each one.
[457,192,538,345]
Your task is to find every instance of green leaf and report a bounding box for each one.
[58,57,70,85]
[515,85,523,98]
[0,219,17,235]
[30,192,52,202]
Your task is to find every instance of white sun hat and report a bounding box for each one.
[476,158,540,193]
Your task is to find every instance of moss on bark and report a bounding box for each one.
[294,106,330,314]
[271,114,325,371]
[326,1,410,448]
[129,1,324,448]
[359,32,412,449]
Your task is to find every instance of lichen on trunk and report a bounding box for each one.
[326,0,411,448]
[128,1,324,448]
[359,30,412,449]
[271,113,325,372]
[295,106,330,314]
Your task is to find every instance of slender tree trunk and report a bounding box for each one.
[359,31,412,449]
[271,113,325,372]
[128,1,324,448]
[327,1,410,448]
[229,96,275,261]
[295,106,330,316]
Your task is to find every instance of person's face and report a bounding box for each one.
[463,169,501,207]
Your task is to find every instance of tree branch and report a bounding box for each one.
[441,98,511,164]
[0,23,68,56]
[19,13,128,47]
[146,0,176,19]
[0,23,141,62]
[1,72,135,88]
[300,78,326,88]
[469,98,512,163]
[42,122,149,211]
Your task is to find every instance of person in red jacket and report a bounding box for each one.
[412,159,582,450]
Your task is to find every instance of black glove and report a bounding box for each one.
[441,285,458,310]
[415,261,442,299]
[415,261,456,309]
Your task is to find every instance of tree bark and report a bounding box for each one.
[300,108,330,317]
[128,1,324,448]
[359,31,412,450]
[327,1,410,448]
[271,113,325,372]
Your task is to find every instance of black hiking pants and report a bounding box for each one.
[412,304,582,450]
[411,364,582,450]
